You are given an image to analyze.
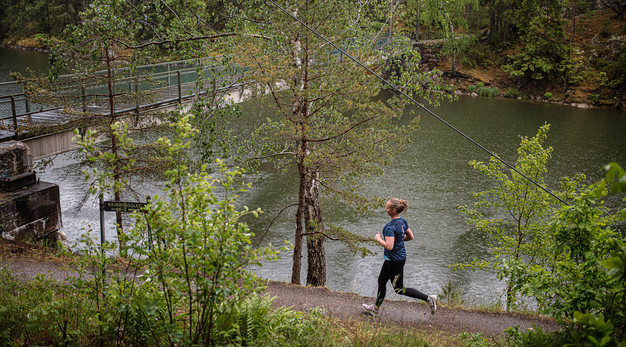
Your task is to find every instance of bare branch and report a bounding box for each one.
[254,203,298,247]
[115,32,237,49]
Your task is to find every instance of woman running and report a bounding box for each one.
[361,198,437,316]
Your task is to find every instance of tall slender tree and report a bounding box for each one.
[227,0,446,286]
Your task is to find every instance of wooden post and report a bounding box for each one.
[146,196,152,251]
[99,195,107,279]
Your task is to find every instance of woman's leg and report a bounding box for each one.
[374,260,391,307]
[388,260,428,301]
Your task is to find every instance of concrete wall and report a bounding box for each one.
[22,129,79,160]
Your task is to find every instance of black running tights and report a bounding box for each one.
[375,259,428,307]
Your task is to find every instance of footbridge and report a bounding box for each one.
[0,32,443,159]
[0,57,248,159]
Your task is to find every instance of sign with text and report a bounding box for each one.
[102,200,147,213]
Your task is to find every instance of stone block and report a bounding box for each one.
[0,181,63,244]
[0,140,32,179]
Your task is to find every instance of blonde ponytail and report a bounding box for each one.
[388,198,409,214]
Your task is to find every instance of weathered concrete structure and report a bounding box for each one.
[0,141,63,244]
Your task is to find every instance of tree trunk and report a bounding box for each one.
[448,18,457,76]
[415,0,421,41]
[292,159,306,285]
[304,167,326,287]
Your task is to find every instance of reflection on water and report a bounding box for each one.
[0,47,50,83]
[37,93,625,305]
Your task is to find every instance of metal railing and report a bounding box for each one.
[0,32,406,141]
[0,56,238,140]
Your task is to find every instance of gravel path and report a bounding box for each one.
[265,281,559,338]
[1,240,560,339]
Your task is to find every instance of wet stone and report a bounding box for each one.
[0,140,32,179]
[0,141,63,245]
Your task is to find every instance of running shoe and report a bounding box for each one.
[427,295,437,315]
[361,303,379,316]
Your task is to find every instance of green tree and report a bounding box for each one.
[58,115,281,345]
[127,114,279,345]
[457,124,560,310]
[420,0,479,76]
[481,0,518,46]
[226,0,446,286]
[0,0,86,40]
[458,125,625,337]
[16,0,236,254]
[501,0,571,82]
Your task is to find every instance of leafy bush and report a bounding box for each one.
[505,325,568,347]
[457,124,556,310]
[0,269,91,346]
[52,115,283,345]
[504,87,522,98]
[460,126,626,342]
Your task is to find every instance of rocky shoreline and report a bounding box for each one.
[0,43,49,53]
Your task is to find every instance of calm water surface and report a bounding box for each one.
[37,95,626,306]
[0,46,50,83]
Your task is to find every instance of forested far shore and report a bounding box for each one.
[1,0,624,108]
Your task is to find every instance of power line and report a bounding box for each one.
[268,0,568,206]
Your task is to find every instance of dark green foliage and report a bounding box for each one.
[0,0,86,40]
[502,0,571,81]
[600,0,626,19]
[0,269,91,346]
[505,325,569,347]
[598,44,626,90]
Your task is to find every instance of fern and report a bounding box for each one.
[234,294,275,345]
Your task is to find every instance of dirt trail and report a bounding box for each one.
[265,281,559,338]
[1,252,560,339]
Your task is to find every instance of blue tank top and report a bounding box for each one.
[382,217,409,261]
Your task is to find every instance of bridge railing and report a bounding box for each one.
[0,32,405,141]
[0,57,237,140]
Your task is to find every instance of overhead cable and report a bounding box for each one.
[268,0,568,206]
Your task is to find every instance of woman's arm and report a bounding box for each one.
[374,231,395,251]
[404,228,414,241]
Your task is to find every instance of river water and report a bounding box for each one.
[0,46,49,83]
[4,46,625,306]
[237,96,626,305]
